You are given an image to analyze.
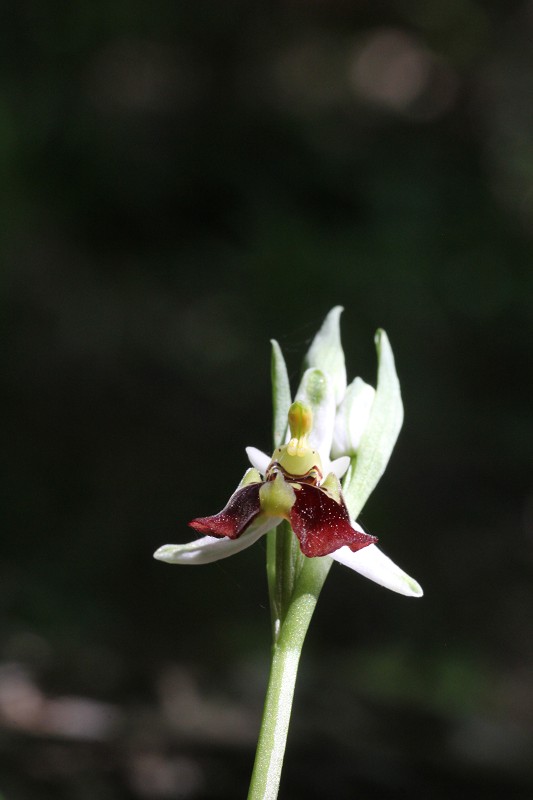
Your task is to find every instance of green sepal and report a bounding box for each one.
[268,340,292,638]
[271,339,292,449]
[342,329,403,520]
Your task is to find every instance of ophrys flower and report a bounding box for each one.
[154,308,422,598]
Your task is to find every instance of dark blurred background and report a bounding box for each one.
[3,1,533,798]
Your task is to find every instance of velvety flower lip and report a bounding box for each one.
[189,481,263,539]
[186,404,378,559]
[287,481,376,557]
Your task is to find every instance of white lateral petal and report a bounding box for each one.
[331,543,423,597]
[246,446,271,475]
[153,516,281,565]
[330,456,350,479]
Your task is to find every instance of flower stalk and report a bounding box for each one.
[248,539,331,800]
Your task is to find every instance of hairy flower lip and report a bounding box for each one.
[186,464,377,559]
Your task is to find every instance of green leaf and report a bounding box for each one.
[343,329,403,519]
[268,340,292,638]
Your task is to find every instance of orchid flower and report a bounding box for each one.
[172,400,377,560]
[154,311,422,599]
[154,308,422,800]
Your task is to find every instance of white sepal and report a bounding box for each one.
[153,516,281,565]
[331,542,423,597]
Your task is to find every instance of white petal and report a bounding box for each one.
[332,378,376,459]
[153,516,281,565]
[330,456,350,479]
[331,543,423,597]
[246,446,271,475]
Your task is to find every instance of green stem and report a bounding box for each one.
[247,553,332,800]
[266,529,279,639]
[276,521,304,636]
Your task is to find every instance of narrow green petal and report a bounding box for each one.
[343,330,403,520]
[268,340,292,633]
[271,339,292,448]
